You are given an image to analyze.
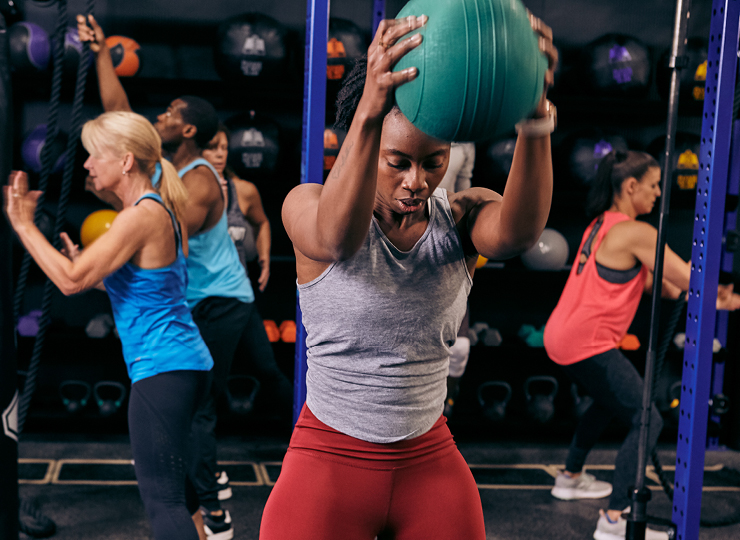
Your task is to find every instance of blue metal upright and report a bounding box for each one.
[672,1,740,539]
[372,0,386,33]
[295,0,330,425]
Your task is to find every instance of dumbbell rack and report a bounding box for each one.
[672,1,739,540]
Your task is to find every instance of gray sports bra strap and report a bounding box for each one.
[577,217,603,275]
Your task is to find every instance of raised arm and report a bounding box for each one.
[236,178,271,291]
[77,14,132,113]
[4,172,146,295]
[459,16,558,260]
[282,16,426,262]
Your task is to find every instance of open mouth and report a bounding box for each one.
[398,198,424,212]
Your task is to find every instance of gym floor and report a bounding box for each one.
[17,433,740,540]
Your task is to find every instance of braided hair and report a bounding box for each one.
[334,54,399,131]
[585,150,659,217]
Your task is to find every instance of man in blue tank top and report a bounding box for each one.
[78,14,254,539]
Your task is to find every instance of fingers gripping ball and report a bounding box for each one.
[521,228,569,271]
[80,209,118,248]
[393,0,548,141]
[105,36,141,77]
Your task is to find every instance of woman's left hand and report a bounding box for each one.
[4,171,43,233]
[528,12,558,118]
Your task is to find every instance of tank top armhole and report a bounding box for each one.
[435,188,473,287]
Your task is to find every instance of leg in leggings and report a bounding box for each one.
[259,449,485,540]
[563,349,664,511]
[235,304,292,414]
[190,297,251,511]
[129,370,208,540]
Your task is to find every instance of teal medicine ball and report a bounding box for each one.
[394,0,547,141]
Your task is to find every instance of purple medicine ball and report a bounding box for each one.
[21,124,67,174]
[8,22,51,73]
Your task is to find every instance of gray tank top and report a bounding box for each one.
[298,189,473,443]
[225,176,258,267]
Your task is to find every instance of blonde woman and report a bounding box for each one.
[4,111,213,540]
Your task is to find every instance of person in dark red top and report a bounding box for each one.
[544,150,740,540]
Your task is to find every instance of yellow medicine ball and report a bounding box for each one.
[80,210,118,247]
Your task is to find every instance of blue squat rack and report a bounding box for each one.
[294,0,386,424]
[673,1,740,539]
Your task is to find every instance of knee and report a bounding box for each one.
[448,337,470,378]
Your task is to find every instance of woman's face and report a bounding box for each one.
[83,150,125,192]
[376,110,450,215]
[202,131,229,175]
[631,166,662,215]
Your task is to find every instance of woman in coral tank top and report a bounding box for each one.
[544,150,740,540]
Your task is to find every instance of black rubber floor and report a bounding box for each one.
[16,435,740,540]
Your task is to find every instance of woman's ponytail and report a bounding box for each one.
[157,158,188,224]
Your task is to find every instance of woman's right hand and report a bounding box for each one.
[359,15,427,123]
[76,14,106,54]
[4,171,42,234]
[716,284,740,311]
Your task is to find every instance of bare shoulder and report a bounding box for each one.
[232,176,258,195]
[182,166,220,200]
[446,187,502,223]
[609,219,656,242]
[283,183,323,215]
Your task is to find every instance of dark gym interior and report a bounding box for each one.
[2,0,740,539]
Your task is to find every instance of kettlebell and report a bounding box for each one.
[524,376,559,424]
[59,380,91,414]
[225,375,261,415]
[477,381,512,423]
[94,381,127,417]
[571,383,593,419]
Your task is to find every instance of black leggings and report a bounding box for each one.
[129,370,208,540]
[562,349,663,511]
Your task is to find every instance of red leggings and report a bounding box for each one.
[259,405,485,540]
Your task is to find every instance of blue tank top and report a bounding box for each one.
[102,193,213,384]
[177,158,254,308]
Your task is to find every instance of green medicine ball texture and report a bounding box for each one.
[394,0,547,141]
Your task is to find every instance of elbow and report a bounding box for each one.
[59,280,84,296]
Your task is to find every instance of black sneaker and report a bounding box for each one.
[201,508,234,540]
[217,470,232,501]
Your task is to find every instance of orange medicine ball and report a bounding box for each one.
[80,209,118,247]
[105,35,141,77]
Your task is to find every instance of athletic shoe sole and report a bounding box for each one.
[204,525,234,540]
[551,486,613,500]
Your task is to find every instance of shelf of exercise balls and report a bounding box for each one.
[548,95,669,124]
[12,74,304,109]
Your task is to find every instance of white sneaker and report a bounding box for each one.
[593,510,669,540]
[551,471,613,500]
[217,470,232,501]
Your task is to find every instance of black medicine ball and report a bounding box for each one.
[327,18,365,84]
[215,13,289,81]
[581,33,651,98]
[225,112,281,178]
